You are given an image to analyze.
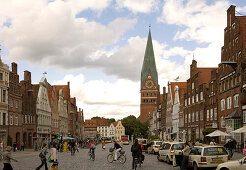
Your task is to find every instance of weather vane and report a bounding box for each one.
[43,72,47,77]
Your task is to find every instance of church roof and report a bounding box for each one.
[141,29,158,88]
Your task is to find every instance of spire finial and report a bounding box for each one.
[43,72,47,78]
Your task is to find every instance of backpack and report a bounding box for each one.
[132,144,139,153]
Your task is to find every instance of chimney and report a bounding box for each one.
[67,81,70,88]
[227,5,236,27]
[24,70,31,83]
[163,86,166,94]
[11,62,17,74]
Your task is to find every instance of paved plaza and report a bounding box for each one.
[0,143,176,170]
[0,143,244,170]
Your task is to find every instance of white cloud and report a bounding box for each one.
[52,74,140,119]
[158,0,229,43]
[0,0,137,70]
[116,0,160,13]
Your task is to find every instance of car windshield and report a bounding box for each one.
[138,139,147,145]
[203,147,228,156]
[156,142,162,145]
[172,143,185,150]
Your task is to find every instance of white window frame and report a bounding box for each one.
[192,96,194,104]
[10,99,13,107]
[188,113,191,123]
[234,94,239,107]
[210,109,213,120]
[221,99,225,111]
[207,110,209,121]
[192,82,194,90]
[185,114,187,123]
[10,115,13,125]
[185,99,187,106]
[192,112,194,122]
[196,111,199,122]
[214,108,217,120]
[200,92,203,100]
[15,116,18,126]
[243,110,246,124]
[196,94,198,102]
[188,97,190,105]
[227,97,232,109]
[200,110,203,121]
[15,100,18,108]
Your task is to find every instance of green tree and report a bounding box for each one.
[121,115,149,138]
[107,118,116,124]
[91,116,103,119]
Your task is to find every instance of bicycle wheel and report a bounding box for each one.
[118,155,126,164]
[107,154,114,163]
[88,153,91,160]
[92,153,95,161]
[134,160,137,170]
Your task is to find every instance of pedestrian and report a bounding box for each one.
[20,141,24,151]
[113,140,122,161]
[180,142,190,170]
[210,139,216,145]
[131,139,142,169]
[76,142,79,152]
[102,140,106,150]
[49,143,58,169]
[3,146,18,170]
[36,143,48,170]
[13,143,17,152]
[16,142,20,151]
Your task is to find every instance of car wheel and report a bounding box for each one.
[193,162,199,170]
[166,156,171,164]
[157,154,161,162]
[220,168,229,170]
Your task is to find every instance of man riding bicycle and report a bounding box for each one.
[70,140,76,154]
[131,139,142,169]
[113,140,122,161]
[89,140,95,154]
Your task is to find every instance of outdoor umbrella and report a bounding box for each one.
[231,126,246,133]
[206,130,230,137]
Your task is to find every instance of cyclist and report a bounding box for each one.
[113,140,122,161]
[70,140,76,155]
[89,140,95,154]
[131,139,142,169]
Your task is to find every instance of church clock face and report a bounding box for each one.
[145,80,154,88]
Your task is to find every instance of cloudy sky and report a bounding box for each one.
[0,0,246,120]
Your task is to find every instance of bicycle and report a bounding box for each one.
[107,148,126,164]
[71,147,75,156]
[133,156,141,170]
[88,148,95,161]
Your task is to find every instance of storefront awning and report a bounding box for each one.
[225,110,240,119]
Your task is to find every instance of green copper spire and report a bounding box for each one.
[141,29,158,88]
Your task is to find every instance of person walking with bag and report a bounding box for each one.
[36,144,48,170]
[49,143,58,170]
[180,142,190,170]
[3,146,18,170]
[131,139,142,169]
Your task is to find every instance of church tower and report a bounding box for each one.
[139,29,159,123]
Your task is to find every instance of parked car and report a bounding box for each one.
[150,141,163,154]
[157,142,185,165]
[188,145,229,170]
[216,156,246,170]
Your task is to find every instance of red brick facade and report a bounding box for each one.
[8,62,23,146]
